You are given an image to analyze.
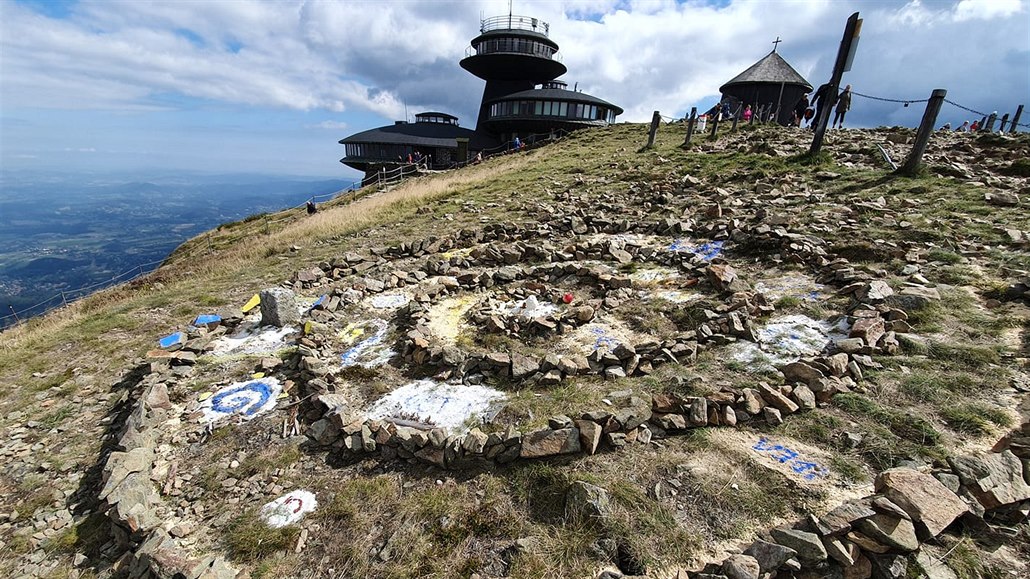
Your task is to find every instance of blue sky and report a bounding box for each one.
[1,0,1027,179]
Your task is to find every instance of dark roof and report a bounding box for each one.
[720,51,812,92]
[488,87,624,115]
[339,122,477,147]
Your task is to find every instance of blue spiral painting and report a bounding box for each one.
[200,378,282,423]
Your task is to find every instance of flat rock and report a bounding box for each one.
[948,450,1030,510]
[721,553,761,579]
[874,468,968,537]
[855,513,919,552]
[520,428,581,458]
[743,539,796,573]
[769,528,826,566]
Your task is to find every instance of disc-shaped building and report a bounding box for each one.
[720,49,812,126]
[339,14,622,181]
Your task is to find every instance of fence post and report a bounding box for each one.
[61,291,68,307]
[8,305,19,324]
[985,112,998,132]
[901,88,947,175]
[646,110,661,148]
[683,107,697,146]
[978,116,987,132]
[731,105,741,131]
[709,113,720,138]
[1010,105,1024,133]
[999,114,1009,132]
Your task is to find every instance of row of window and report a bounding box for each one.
[473,38,556,59]
[415,114,458,125]
[488,100,616,122]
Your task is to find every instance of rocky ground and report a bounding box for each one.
[0,122,1028,579]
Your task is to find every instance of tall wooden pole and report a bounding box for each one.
[999,114,1010,132]
[901,89,947,175]
[810,12,861,155]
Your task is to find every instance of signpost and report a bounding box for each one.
[810,12,862,156]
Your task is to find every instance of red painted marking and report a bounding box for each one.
[284,497,304,513]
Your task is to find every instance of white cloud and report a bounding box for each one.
[953,0,1025,21]
[309,121,349,130]
[1,0,1027,175]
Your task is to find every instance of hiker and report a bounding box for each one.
[742,105,753,122]
[970,120,980,132]
[512,136,521,151]
[939,123,952,131]
[720,101,731,121]
[810,83,834,130]
[957,120,970,132]
[793,93,810,128]
[473,151,482,164]
[306,201,317,214]
[832,85,852,128]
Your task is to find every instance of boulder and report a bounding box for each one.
[855,514,919,552]
[769,528,827,566]
[780,361,824,385]
[758,383,799,414]
[721,554,761,579]
[565,481,612,522]
[575,420,603,455]
[948,450,1030,510]
[520,428,581,458]
[743,539,796,573]
[874,468,968,537]
[259,287,300,327]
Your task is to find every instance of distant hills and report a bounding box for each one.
[0,172,351,327]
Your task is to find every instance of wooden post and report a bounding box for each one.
[1010,105,1024,133]
[978,116,987,132]
[985,112,998,132]
[61,292,68,307]
[731,104,741,131]
[999,114,1009,132]
[709,112,720,138]
[811,12,862,155]
[8,305,18,324]
[901,89,947,175]
[646,110,661,148]
[775,81,786,125]
[683,107,697,146]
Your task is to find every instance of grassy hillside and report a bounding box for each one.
[1,123,1027,578]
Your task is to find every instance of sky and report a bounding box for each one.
[1,0,1027,180]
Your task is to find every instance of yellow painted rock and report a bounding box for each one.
[241,294,261,313]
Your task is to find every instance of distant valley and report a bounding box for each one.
[0,172,351,328]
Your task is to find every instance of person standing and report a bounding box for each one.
[832,85,852,129]
[811,83,834,131]
[793,93,810,128]
[742,105,753,122]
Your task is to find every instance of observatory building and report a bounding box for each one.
[339,14,622,181]
[720,47,812,126]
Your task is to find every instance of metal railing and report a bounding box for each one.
[480,14,549,35]
[464,43,562,63]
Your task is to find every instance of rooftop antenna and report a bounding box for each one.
[772,36,782,52]
[508,0,513,29]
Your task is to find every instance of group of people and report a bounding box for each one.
[730,84,853,130]
[791,84,852,129]
[939,120,980,132]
